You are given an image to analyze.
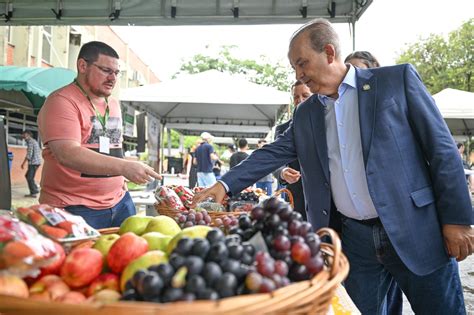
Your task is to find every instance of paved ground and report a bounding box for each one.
[9,184,474,313]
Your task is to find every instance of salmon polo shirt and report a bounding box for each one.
[37,83,125,209]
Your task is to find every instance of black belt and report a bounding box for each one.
[342,214,381,226]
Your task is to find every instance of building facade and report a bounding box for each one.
[0,25,160,185]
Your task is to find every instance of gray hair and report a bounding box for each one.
[289,18,341,59]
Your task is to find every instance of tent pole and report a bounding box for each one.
[159,123,165,174]
[352,20,356,51]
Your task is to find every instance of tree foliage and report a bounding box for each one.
[174,45,293,92]
[396,19,473,94]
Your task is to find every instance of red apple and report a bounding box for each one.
[0,274,29,298]
[86,273,119,296]
[60,248,103,288]
[39,242,66,276]
[29,275,70,301]
[107,232,148,274]
[56,291,86,304]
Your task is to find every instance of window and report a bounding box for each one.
[6,26,13,43]
[2,110,40,146]
[42,26,52,64]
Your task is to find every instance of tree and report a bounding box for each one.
[175,45,293,92]
[396,19,473,94]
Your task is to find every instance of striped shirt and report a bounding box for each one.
[25,138,42,166]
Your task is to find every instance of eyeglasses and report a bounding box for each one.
[91,63,121,77]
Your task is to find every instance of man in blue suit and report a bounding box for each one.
[192,19,473,314]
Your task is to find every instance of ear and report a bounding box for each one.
[324,44,336,64]
[77,58,88,74]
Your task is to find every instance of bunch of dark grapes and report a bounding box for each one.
[121,228,256,302]
[175,209,212,228]
[231,197,325,284]
[245,251,291,293]
[232,191,259,202]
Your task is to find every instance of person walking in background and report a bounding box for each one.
[344,50,380,68]
[184,144,198,188]
[193,18,473,314]
[194,132,218,187]
[21,130,42,198]
[38,41,161,229]
[229,138,249,169]
[273,81,312,219]
[255,139,274,195]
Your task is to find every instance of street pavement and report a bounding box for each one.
[9,184,474,313]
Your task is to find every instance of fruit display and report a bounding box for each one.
[121,228,256,302]
[0,216,57,275]
[16,204,100,241]
[0,197,349,314]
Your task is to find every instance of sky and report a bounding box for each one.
[113,0,473,82]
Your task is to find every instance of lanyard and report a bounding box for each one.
[74,79,110,133]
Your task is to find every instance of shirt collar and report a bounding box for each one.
[318,64,357,106]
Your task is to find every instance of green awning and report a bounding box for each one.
[0,66,76,114]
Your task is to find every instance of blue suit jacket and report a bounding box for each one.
[222,64,472,276]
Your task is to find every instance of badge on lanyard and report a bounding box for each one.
[99,136,110,154]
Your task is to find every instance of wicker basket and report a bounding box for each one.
[0,228,348,315]
[273,188,295,208]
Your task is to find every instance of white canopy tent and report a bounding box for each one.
[433,88,474,136]
[1,0,372,26]
[120,70,291,139]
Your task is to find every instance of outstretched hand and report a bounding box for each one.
[122,161,162,185]
[191,182,227,208]
[442,224,473,261]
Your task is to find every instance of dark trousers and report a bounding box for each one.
[25,164,40,195]
[341,216,465,314]
[65,192,136,229]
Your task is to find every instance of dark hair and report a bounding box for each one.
[227,144,236,152]
[258,139,267,145]
[22,130,33,136]
[78,41,119,63]
[344,51,380,68]
[238,138,248,149]
[457,142,464,149]
[289,18,341,59]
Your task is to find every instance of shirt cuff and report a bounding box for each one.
[218,180,229,192]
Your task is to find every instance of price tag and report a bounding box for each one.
[38,208,65,226]
[99,136,110,154]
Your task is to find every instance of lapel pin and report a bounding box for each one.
[362,84,371,91]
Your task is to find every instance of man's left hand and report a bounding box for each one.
[442,224,473,261]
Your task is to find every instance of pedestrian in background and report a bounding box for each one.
[21,130,41,198]
[194,132,218,187]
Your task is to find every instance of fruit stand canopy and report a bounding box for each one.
[0,0,372,26]
[0,66,76,114]
[433,88,474,136]
[120,70,290,138]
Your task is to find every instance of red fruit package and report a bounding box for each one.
[0,215,57,277]
[171,185,195,209]
[154,185,186,210]
[15,204,100,242]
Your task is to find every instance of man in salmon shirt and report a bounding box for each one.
[38,41,161,229]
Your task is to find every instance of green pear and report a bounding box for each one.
[120,250,168,291]
[93,234,120,258]
[142,232,172,252]
[119,215,153,235]
[143,216,181,237]
[166,225,212,255]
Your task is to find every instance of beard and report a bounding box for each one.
[85,74,114,97]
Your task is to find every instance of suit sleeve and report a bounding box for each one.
[222,122,298,195]
[404,64,472,225]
